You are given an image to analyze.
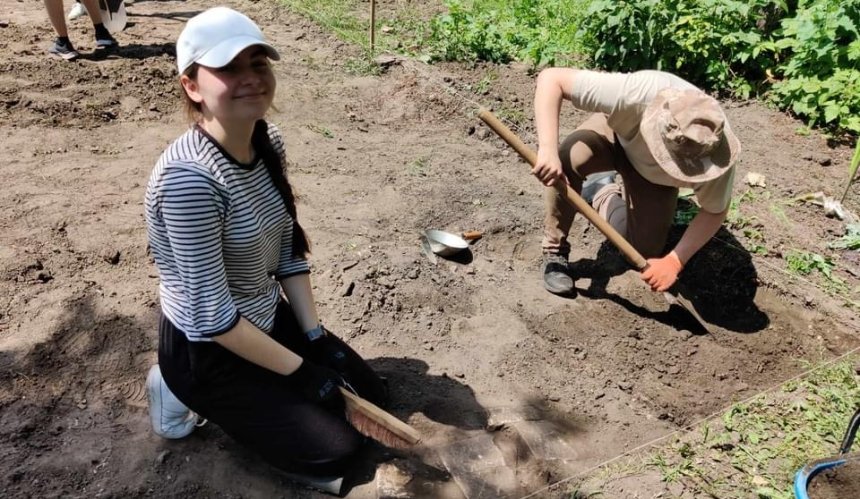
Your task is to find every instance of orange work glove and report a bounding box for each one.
[641,251,683,292]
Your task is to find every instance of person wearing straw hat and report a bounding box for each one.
[143,7,386,495]
[532,69,740,295]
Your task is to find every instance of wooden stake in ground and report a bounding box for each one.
[369,0,376,55]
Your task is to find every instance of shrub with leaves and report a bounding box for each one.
[768,0,860,133]
[578,0,781,97]
[425,0,586,67]
[577,0,860,134]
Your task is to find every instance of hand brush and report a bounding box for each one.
[339,387,421,449]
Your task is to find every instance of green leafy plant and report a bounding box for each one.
[768,1,860,134]
[578,0,860,134]
[828,224,860,250]
[840,139,860,203]
[578,0,780,97]
[423,0,587,67]
[786,249,835,277]
[784,249,848,294]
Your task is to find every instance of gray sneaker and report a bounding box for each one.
[47,39,80,61]
[581,171,617,205]
[542,254,574,295]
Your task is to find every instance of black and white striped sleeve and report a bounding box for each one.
[157,165,239,339]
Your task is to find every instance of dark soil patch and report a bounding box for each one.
[808,459,860,499]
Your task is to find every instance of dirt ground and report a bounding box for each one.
[2,0,860,498]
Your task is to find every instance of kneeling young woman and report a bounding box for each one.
[143,7,387,494]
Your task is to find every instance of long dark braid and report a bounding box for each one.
[252,120,310,257]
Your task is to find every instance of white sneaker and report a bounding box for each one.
[146,365,199,439]
[67,2,87,21]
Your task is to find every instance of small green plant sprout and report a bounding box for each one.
[828,224,860,251]
[495,106,527,129]
[407,156,429,176]
[727,194,760,231]
[839,139,860,204]
[768,201,791,226]
[785,250,848,294]
[344,55,383,76]
[307,124,334,138]
[473,70,498,95]
[343,240,358,251]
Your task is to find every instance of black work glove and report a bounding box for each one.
[287,360,344,414]
[306,329,389,407]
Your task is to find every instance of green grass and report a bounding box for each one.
[344,55,383,76]
[279,0,591,67]
[278,0,432,55]
[280,0,367,48]
[494,105,528,129]
[421,0,590,67]
[574,356,860,498]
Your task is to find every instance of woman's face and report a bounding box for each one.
[182,45,276,124]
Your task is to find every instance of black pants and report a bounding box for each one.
[158,301,383,476]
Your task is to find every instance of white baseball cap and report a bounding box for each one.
[176,7,280,75]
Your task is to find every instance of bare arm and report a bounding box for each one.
[532,68,578,186]
[673,208,728,265]
[213,316,304,375]
[279,273,320,333]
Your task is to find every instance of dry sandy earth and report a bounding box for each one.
[1,0,859,497]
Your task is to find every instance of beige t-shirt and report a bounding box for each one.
[569,70,735,213]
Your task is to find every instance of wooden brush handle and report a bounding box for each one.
[339,387,421,445]
[462,230,483,241]
[478,109,648,270]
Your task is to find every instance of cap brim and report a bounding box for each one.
[196,36,280,69]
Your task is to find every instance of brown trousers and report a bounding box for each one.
[542,113,679,258]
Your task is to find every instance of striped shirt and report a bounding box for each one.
[145,123,309,341]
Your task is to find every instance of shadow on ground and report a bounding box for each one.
[569,225,769,334]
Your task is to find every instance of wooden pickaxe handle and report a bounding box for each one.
[478,109,648,270]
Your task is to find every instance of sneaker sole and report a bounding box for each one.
[49,50,80,61]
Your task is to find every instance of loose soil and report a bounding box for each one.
[808,460,860,499]
[1,0,859,497]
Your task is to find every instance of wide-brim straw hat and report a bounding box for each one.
[640,88,740,183]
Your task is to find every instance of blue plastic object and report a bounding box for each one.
[793,407,860,498]
[793,456,847,499]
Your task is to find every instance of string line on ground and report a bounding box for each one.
[518,344,860,499]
